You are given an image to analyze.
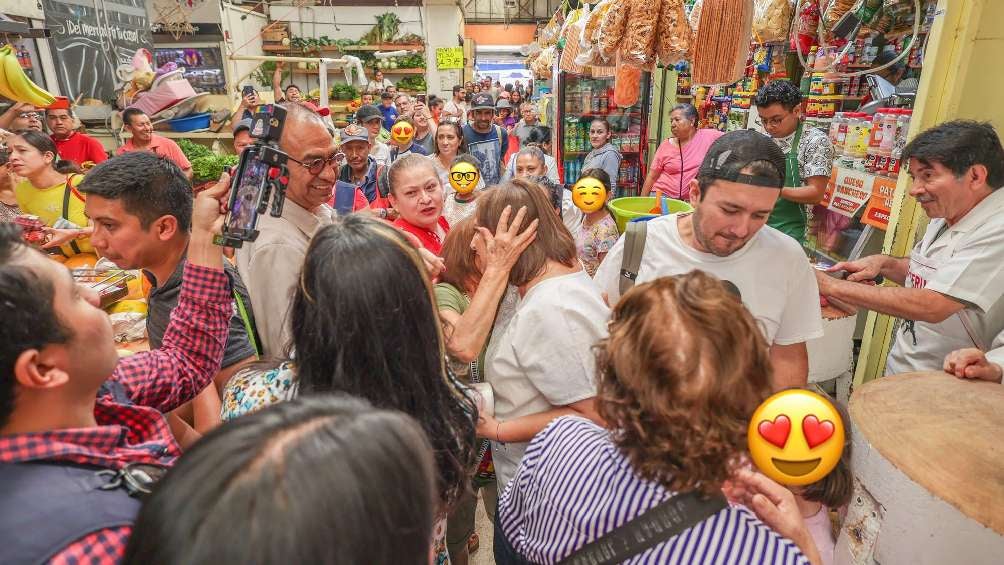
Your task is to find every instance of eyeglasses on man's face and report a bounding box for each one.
[287,151,345,175]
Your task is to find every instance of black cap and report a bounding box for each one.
[355,104,383,123]
[471,92,495,110]
[698,130,786,188]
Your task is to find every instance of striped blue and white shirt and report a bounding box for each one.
[498,417,810,565]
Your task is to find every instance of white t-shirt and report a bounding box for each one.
[886,188,1004,375]
[369,142,391,166]
[485,269,607,488]
[443,100,468,124]
[594,214,824,346]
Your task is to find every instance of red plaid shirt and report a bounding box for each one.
[0,263,232,565]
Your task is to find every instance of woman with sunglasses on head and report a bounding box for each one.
[223,213,478,564]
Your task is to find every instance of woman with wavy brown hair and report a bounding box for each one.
[495,272,823,565]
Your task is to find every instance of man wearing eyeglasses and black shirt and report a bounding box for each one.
[235,103,347,357]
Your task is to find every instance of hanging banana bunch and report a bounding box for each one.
[0,44,56,107]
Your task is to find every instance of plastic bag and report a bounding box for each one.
[656,0,694,66]
[598,0,629,58]
[753,0,794,43]
[620,0,663,69]
[689,0,705,31]
[790,0,821,54]
[530,47,555,80]
[560,11,586,73]
[822,0,858,31]
[613,59,642,107]
[539,10,564,48]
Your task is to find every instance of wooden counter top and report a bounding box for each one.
[850,371,1004,534]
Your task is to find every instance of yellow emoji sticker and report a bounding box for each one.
[391,121,415,145]
[748,389,845,486]
[571,176,608,213]
[449,162,480,194]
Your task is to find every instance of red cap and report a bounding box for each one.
[47,96,71,110]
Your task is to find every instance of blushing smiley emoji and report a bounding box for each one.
[747,389,845,486]
[571,176,608,213]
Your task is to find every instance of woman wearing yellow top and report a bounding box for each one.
[8,130,93,256]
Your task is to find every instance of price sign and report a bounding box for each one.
[436,47,464,70]
[825,167,874,218]
[861,175,898,230]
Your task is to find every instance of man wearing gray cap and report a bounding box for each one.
[594,130,823,389]
[463,92,509,186]
[337,123,390,216]
[355,104,391,166]
[233,118,253,154]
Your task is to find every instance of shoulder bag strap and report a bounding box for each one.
[557,492,728,565]
[61,175,84,255]
[619,220,648,297]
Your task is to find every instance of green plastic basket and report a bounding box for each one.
[606,196,693,233]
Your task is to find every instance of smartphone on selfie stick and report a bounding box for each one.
[215,104,290,248]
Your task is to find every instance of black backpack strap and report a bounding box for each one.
[618,219,647,297]
[558,492,728,565]
[0,462,144,565]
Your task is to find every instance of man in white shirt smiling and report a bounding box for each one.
[595,130,823,389]
[817,121,1004,376]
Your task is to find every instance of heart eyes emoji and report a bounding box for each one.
[757,414,834,448]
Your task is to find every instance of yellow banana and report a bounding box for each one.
[0,46,23,102]
[0,44,55,106]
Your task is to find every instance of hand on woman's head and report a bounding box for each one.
[473,204,538,273]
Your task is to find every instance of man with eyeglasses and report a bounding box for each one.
[235,103,347,356]
[754,80,834,243]
[0,102,44,133]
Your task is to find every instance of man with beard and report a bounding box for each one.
[462,93,508,186]
[594,130,822,389]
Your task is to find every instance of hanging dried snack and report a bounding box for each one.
[753,0,794,43]
[560,13,586,73]
[539,10,564,48]
[599,0,630,58]
[688,0,705,31]
[822,0,857,30]
[613,58,643,107]
[531,46,556,80]
[620,0,663,69]
[656,0,693,66]
[584,0,613,43]
[691,0,754,85]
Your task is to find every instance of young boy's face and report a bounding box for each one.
[382,98,393,108]
[362,94,373,105]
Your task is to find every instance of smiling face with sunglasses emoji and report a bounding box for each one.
[449,161,480,195]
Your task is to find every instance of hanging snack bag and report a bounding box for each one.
[689,0,706,30]
[613,57,643,108]
[620,0,663,69]
[790,0,821,55]
[753,0,794,43]
[598,0,629,58]
[691,0,754,86]
[655,0,694,66]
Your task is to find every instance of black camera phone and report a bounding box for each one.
[215,104,290,248]
[242,85,257,98]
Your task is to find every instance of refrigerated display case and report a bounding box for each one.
[556,71,652,197]
[154,44,227,94]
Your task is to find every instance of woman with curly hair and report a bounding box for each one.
[495,272,823,565]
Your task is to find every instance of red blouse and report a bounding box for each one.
[392,216,451,255]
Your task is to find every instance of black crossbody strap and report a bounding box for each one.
[558,491,728,565]
[618,219,647,297]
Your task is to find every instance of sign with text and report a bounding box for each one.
[861,175,898,230]
[822,167,875,218]
[42,0,152,102]
[436,46,464,70]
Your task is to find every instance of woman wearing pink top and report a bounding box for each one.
[642,104,723,200]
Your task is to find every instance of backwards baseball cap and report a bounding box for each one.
[698,130,786,188]
[340,123,370,144]
[355,104,383,123]
[471,92,495,110]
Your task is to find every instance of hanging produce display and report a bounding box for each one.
[691,0,754,85]
[0,44,56,106]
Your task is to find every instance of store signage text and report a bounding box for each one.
[436,47,464,70]
[58,19,141,43]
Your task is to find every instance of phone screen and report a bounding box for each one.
[242,85,256,98]
[225,155,268,235]
[417,94,427,104]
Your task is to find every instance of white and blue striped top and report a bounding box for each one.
[498,417,810,565]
